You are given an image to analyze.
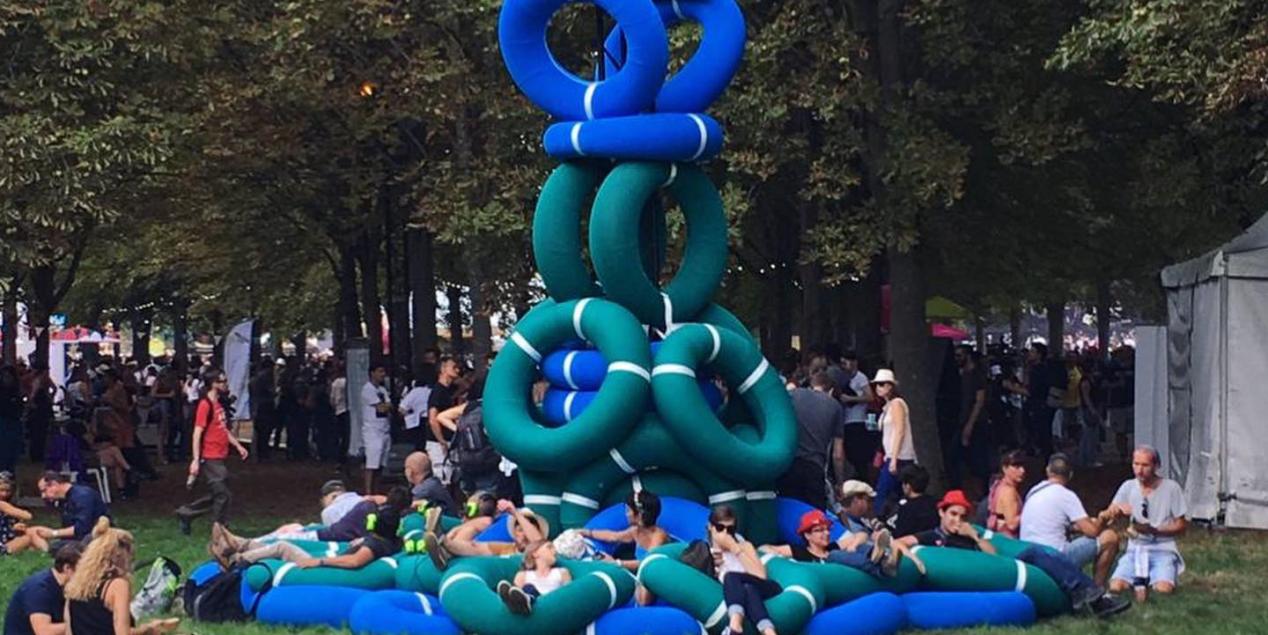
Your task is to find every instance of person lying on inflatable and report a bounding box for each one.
[760,509,925,576]
[577,489,669,605]
[424,499,546,571]
[209,487,411,570]
[898,490,1130,618]
[254,480,388,543]
[497,539,573,615]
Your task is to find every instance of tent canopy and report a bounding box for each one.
[1160,212,1268,529]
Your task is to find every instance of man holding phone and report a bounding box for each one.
[1108,446,1187,602]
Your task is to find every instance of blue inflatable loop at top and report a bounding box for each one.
[499,0,668,120]
[775,497,848,543]
[542,381,722,426]
[543,113,725,162]
[604,0,746,113]
[542,342,665,391]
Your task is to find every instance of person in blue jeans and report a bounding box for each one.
[761,509,925,578]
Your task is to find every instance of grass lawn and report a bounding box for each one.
[4,509,1266,635]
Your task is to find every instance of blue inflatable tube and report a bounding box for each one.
[349,590,461,635]
[543,343,664,391]
[583,496,708,555]
[499,0,667,120]
[604,0,746,113]
[543,114,725,162]
[589,606,704,634]
[902,591,1036,630]
[774,497,848,543]
[542,381,722,425]
[803,592,906,635]
[255,586,368,629]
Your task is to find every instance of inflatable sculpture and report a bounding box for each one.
[486,0,797,546]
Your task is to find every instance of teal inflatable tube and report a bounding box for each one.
[519,468,566,538]
[533,162,605,302]
[485,299,651,472]
[348,590,460,635]
[652,324,796,487]
[542,341,663,390]
[394,555,445,595]
[909,545,1069,617]
[438,557,635,635]
[542,380,722,425]
[602,471,708,508]
[244,556,399,592]
[590,162,729,330]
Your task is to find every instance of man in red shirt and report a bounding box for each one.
[176,369,248,535]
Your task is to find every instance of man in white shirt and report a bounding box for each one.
[1019,453,1124,587]
[360,365,392,495]
[399,379,432,450]
[830,350,876,480]
[1108,446,1187,602]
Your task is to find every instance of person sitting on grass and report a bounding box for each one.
[497,540,573,615]
[897,490,1130,619]
[3,542,82,635]
[424,499,546,571]
[760,509,925,577]
[26,472,111,554]
[210,504,403,571]
[63,518,180,635]
[1108,446,1188,603]
[1018,453,1124,588]
[2,473,36,556]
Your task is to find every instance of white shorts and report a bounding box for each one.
[363,426,391,470]
[426,441,453,485]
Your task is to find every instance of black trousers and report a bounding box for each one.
[178,459,232,525]
[842,423,880,481]
[776,457,829,510]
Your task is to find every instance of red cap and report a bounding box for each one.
[938,489,973,512]
[796,510,832,535]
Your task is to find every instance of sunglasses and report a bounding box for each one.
[1141,499,1150,520]
[806,525,830,534]
[711,522,736,534]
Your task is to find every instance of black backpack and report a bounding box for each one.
[453,401,500,475]
[182,563,269,623]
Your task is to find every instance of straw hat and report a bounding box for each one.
[871,369,898,385]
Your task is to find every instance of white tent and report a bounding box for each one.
[1160,213,1268,529]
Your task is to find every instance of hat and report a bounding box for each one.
[870,369,898,385]
[796,510,832,535]
[937,489,973,511]
[840,480,877,500]
[509,509,551,539]
[320,480,346,497]
[275,358,287,366]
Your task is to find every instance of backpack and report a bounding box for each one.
[131,557,182,621]
[453,402,500,475]
[182,563,269,623]
[678,540,715,577]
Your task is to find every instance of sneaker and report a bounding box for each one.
[424,505,443,537]
[1089,593,1132,618]
[882,544,901,578]
[178,515,192,537]
[870,529,892,564]
[1071,585,1104,613]
[503,585,534,615]
[424,533,450,571]
[497,580,514,606]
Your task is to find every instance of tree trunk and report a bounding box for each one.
[28,265,56,371]
[853,263,884,364]
[798,204,825,351]
[2,279,17,366]
[1046,301,1065,355]
[173,303,189,375]
[1009,305,1022,349]
[357,230,384,366]
[888,246,943,488]
[130,306,152,364]
[446,285,466,357]
[466,257,493,371]
[338,244,363,346]
[291,332,307,361]
[766,267,794,362]
[1096,279,1112,359]
[975,314,986,354]
[407,225,438,370]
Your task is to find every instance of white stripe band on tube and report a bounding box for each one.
[594,571,619,608]
[637,553,667,579]
[327,541,339,556]
[273,562,297,587]
[570,122,585,156]
[688,114,709,160]
[737,358,770,395]
[610,448,637,474]
[708,490,747,504]
[563,351,580,390]
[983,529,995,540]
[586,625,596,635]
[652,364,696,378]
[760,552,777,564]
[510,332,542,363]
[788,585,817,613]
[564,391,578,422]
[382,557,398,569]
[523,494,562,506]
[632,474,644,492]
[573,298,592,340]
[705,601,728,628]
[1014,560,1028,592]
[439,572,482,599]
[416,593,433,616]
[671,0,686,20]
[562,492,601,509]
[584,83,598,120]
[608,361,651,381]
[661,292,680,335]
[663,163,678,187]
[704,324,722,363]
[746,490,777,501]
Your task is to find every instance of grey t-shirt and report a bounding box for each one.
[411,475,456,517]
[789,388,843,472]
[1112,477,1187,548]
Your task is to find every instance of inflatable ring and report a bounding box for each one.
[902,591,1037,629]
[604,0,746,113]
[542,381,721,426]
[651,323,796,486]
[485,298,652,472]
[394,555,446,595]
[244,556,399,592]
[802,592,906,635]
[255,586,368,629]
[637,547,730,631]
[975,525,1058,559]
[756,550,920,608]
[543,342,664,391]
[438,557,635,635]
[602,470,707,508]
[589,606,705,634]
[591,162,729,329]
[533,162,605,302]
[348,590,461,635]
[498,0,668,120]
[909,546,1069,617]
[544,113,725,162]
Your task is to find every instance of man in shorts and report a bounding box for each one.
[1019,453,1124,586]
[423,499,546,571]
[1108,446,1187,602]
[360,365,392,495]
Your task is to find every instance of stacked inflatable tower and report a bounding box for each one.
[486,0,797,546]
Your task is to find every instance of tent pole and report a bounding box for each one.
[1219,256,1230,523]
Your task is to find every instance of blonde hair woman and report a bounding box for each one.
[63,518,179,635]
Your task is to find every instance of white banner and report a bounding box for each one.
[223,320,254,421]
[345,345,370,458]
